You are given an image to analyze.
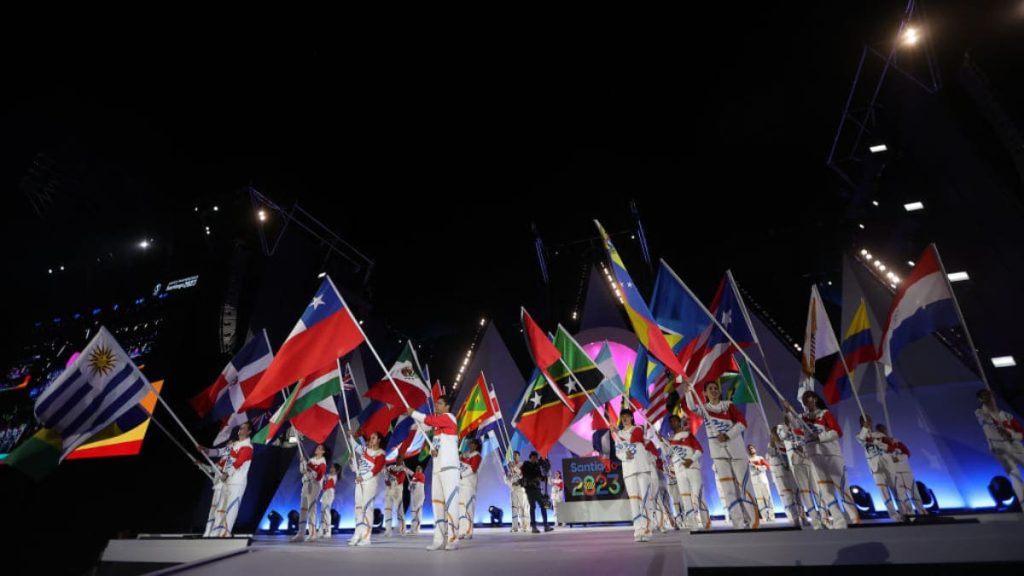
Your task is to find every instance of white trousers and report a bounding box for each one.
[458,474,478,537]
[431,465,460,547]
[351,476,379,545]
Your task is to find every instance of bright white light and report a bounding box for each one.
[213,206,219,212]
[858,223,865,229]
[572,311,578,320]
[48,268,53,274]
[480,318,486,327]
[827,281,833,286]
[907,260,915,267]
[793,344,802,351]
[873,261,882,268]
[194,206,199,212]
[902,27,920,46]
[872,200,880,206]
[904,201,924,212]
[860,249,868,255]
[317,272,327,278]
[60,265,65,271]
[866,254,873,261]
[991,356,1017,368]
[892,276,901,283]
[139,240,150,249]
[870,144,888,153]
[886,272,895,279]
[288,436,298,444]
[879,264,887,271]
[948,271,970,282]
[358,320,364,326]
[258,209,267,222]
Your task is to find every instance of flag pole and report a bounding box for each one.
[145,383,219,471]
[330,278,413,410]
[661,260,787,403]
[151,415,214,481]
[337,359,356,455]
[481,372,513,454]
[873,360,894,431]
[930,244,991,390]
[727,270,785,429]
[812,285,867,418]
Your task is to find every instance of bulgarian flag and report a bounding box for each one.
[456,373,495,439]
[254,362,341,444]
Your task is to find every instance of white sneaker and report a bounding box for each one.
[384,530,392,537]
[355,539,371,547]
[445,541,459,551]
[290,534,304,542]
[347,539,357,547]
[427,543,444,551]
[639,535,651,542]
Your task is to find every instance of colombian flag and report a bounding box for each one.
[824,300,877,404]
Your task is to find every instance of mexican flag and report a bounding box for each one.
[254,362,341,444]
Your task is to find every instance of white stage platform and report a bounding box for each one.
[143,514,1024,575]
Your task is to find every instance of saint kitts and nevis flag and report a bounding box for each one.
[240,276,366,413]
[253,362,342,444]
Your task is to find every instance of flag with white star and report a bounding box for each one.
[240,275,366,411]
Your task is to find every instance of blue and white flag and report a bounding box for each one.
[34,326,151,460]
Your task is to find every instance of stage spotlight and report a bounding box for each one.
[267,510,284,533]
[915,481,939,512]
[287,510,300,533]
[858,223,865,229]
[907,260,915,267]
[947,271,969,282]
[872,200,880,206]
[901,26,920,47]
[860,249,868,255]
[988,476,1020,510]
[850,485,876,515]
[488,506,504,526]
[991,356,1016,368]
[48,268,53,274]
[317,272,327,278]
[258,209,267,223]
[904,201,924,212]
[869,144,888,153]
[213,205,219,212]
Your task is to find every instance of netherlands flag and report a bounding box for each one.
[240,276,366,411]
[878,245,960,378]
[190,329,274,419]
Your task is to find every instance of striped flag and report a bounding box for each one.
[34,327,151,460]
[253,363,341,444]
[191,330,274,419]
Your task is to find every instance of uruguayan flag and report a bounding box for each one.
[34,326,151,460]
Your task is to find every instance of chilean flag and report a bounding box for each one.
[240,276,365,411]
[191,329,274,419]
[878,245,960,378]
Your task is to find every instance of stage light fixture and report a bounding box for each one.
[267,510,284,533]
[988,476,1019,510]
[991,356,1016,368]
[858,223,865,229]
[480,318,486,326]
[904,201,924,212]
[872,200,880,206]
[915,481,939,512]
[850,485,876,514]
[60,265,65,271]
[287,510,300,533]
[860,249,868,255]
[488,505,504,526]
[213,205,219,212]
[902,26,920,47]
[869,144,888,153]
[907,260,915,266]
[139,239,150,249]
[948,271,969,282]
[879,265,886,272]
[258,209,267,222]
[48,268,53,274]
[318,272,327,278]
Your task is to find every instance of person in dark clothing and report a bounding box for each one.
[521,451,554,533]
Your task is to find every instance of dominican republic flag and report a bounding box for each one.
[191,330,274,419]
[34,327,151,460]
[685,273,755,387]
[878,245,960,379]
[240,276,365,411]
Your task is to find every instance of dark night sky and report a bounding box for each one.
[2,2,1022,384]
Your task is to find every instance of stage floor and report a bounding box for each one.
[155,515,1024,575]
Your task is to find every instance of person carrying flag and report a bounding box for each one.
[777,422,823,529]
[747,444,775,523]
[408,395,460,551]
[615,409,652,542]
[383,458,409,537]
[346,430,385,546]
[319,463,340,537]
[975,389,1024,509]
[683,379,756,529]
[856,415,903,522]
[766,426,805,527]
[664,414,710,530]
[877,424,927,517]
[292,443,328,541]
[783,391,858,529]
[508,451,529,533]
[198,420,254,537]
[409,464,426,534]
[458,438,483,539]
